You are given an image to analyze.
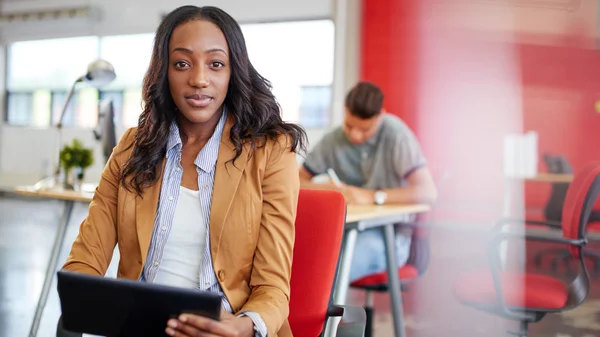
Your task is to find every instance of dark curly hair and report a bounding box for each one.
[120,5,307,196]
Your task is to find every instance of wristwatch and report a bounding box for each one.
[373,189,387,205]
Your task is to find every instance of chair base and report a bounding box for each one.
[364,306,374,337]
[507,321,529,337]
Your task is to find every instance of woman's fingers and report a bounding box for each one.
[165,315,237,337]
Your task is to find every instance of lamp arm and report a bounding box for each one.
[54,77,83,176]
[56,77,83,129]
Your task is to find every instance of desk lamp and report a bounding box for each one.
[33,59,116,191]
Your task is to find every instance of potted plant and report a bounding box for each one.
[59,139,94,190]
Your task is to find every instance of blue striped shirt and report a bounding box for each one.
[140,108,266,336]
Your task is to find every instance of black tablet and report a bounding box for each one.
[57,270,222,337]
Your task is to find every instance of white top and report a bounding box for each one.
[153,186,207,289]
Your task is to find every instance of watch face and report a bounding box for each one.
[374,191,386,204]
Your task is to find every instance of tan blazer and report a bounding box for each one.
[63,116,298,337]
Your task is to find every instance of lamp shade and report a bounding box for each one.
[82,59,116,87]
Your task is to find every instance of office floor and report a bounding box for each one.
[2,195,600,337]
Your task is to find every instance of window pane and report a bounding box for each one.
[99,34,154,90]
[299,86,331,127]
[32,90,52,127]
[7,36,100,91]
[99,91,124,124]
[122,88,143,128]
[51,88,98,128]
[6,90,51,127]
[241,20,334,126]
[6,93,33,126]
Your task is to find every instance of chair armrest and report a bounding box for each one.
[485,227,586,320]
[326,305,366,337]
[495,218,562,231]
[522,218,562,229]
[491,227,587,246]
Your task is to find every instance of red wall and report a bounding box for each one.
[361,0,600,216]
[360,0,420,130]
[520,44,600,208]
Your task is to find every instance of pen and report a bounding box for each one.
[326,168,343,189]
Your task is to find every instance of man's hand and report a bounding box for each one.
[341,185,374,205]
[166,310,254,337]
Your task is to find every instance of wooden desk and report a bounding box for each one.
[14,185,95,203]
[525,173,573,183]
[346,204,430,223]
[15,186,429,337]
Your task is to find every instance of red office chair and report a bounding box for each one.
[288,189,366,337]
[348,218,428,337]
[453,161,600,337]
[529,155,600,276]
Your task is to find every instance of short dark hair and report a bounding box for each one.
[344,82,384,119]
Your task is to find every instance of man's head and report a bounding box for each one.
[343,81,384,145]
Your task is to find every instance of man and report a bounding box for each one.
[299,81,437,282]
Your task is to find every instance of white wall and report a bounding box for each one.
[0,0,332,42]
[0,0,361,188]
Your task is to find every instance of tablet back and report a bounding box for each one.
[57,271,222,337]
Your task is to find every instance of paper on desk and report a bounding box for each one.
[503,131,538,178]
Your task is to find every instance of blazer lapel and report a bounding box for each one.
[136,159,166,264]
[209,116,248,259]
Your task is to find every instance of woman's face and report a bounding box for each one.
[168,19,231,126]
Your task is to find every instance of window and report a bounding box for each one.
[242,20,334,127]
[299,86,332,127]
[5,20,335,128]
[7,36,100,91]
[99,34,154,127]
[6,92,33,126]
[6,36,100,127]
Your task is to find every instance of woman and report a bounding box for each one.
[62,5,307,337]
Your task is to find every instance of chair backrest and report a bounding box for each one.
[543,154,572,221]
[288,189,346,337]
[562,161,600,257]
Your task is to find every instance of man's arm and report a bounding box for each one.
[343,120,437,205]
[299,165,341,191]
[342,167,437,205]
[380,166,437,205]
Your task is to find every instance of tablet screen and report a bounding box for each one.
[57,271,222,337]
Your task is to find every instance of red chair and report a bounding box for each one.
[529,155,600,276]
[348,218,428,337]
[288,189,366,337]
[453,161,600,337]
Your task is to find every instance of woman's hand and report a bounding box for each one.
[165,310,255,337]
